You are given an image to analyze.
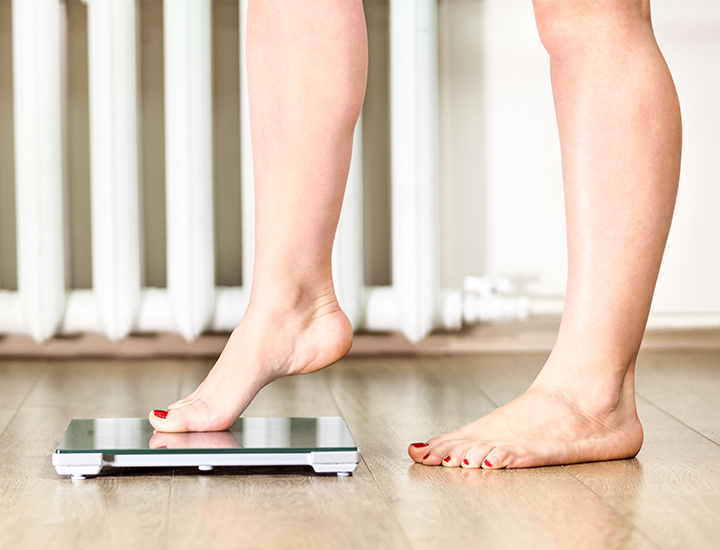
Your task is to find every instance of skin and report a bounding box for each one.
[150,0,682,471]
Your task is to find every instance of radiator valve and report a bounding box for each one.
[462,276,531,323]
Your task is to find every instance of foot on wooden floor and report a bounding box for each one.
[408,366,644,469]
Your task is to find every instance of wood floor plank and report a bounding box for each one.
[0,409,15,435]
[166,462,411,550]
[175,358,214,402]
[376,463,654,550]
[635,350,720,444]
[0,360,43,407]
[567,399,720,550]
[0,360,43,434]
[245,372,343,417]
[1,353,717,549]
[0,361,178,550]
[0,476,171,550]
[328,357,652,550]
[25,359,183,416]
[451,353,546,406]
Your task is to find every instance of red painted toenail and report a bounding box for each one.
[411,442,428,448]
[484,459,492,468]
[423,453,430,460]
[443,456,451,463]
[463,459,469,466]
[153,410,168,419]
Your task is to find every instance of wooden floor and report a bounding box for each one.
[2,317,720,358]
[1,349,720,549]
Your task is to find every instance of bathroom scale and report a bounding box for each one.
[53,417,361,480]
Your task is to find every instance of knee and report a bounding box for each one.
[531,0,651,58]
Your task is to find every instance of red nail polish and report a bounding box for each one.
[411,442,429,448]
[443,456,451,463]
[484,459,492,468]
[423,453,430,460]
[463,459,469,466]
[153,410,168,419]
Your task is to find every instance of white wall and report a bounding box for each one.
[476,0,720,316]
[481,0,566,299]
[651,0,720,313]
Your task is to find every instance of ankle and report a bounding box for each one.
[247,282,341,320]
[534,352,637,416]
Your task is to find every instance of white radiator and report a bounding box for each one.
[0,0,528,344]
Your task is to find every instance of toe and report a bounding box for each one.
[408,442,430,462]
[149,399,217,433]
[441,453,462,468]
[149,407,190,433]
[423,438,463,467]
[442,441,476,468]
[149,409,175,432]
[460,443,494,469]
[482,446,513,469]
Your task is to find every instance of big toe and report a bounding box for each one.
[148,407,190,433]
[408,442,430,461]
[149,398,232,433]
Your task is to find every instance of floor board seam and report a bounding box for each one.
[0,364,44,441]
[636,392,720,448]
[448,356,500,408]
[164,474,174,550]
[322,370,416,550]
[560,464,664,549]
[358,456,416,550]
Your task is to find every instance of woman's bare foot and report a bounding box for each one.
[149,291,353,432]
[407,363,644,469]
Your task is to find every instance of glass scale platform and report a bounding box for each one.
[53,417,361,479]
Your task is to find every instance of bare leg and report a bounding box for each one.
[409,0,681,468]
[150,0,367,432]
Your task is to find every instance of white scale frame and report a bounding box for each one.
[53,450,362,480]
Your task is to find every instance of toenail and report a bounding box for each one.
[423,453,430,460]
[153,410,168,419]
[410,442,428,448]
[443,456,451,463]
[483,459,492,468]
[463,459,469,466]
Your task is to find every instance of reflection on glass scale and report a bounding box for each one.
[53,417,361,480]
